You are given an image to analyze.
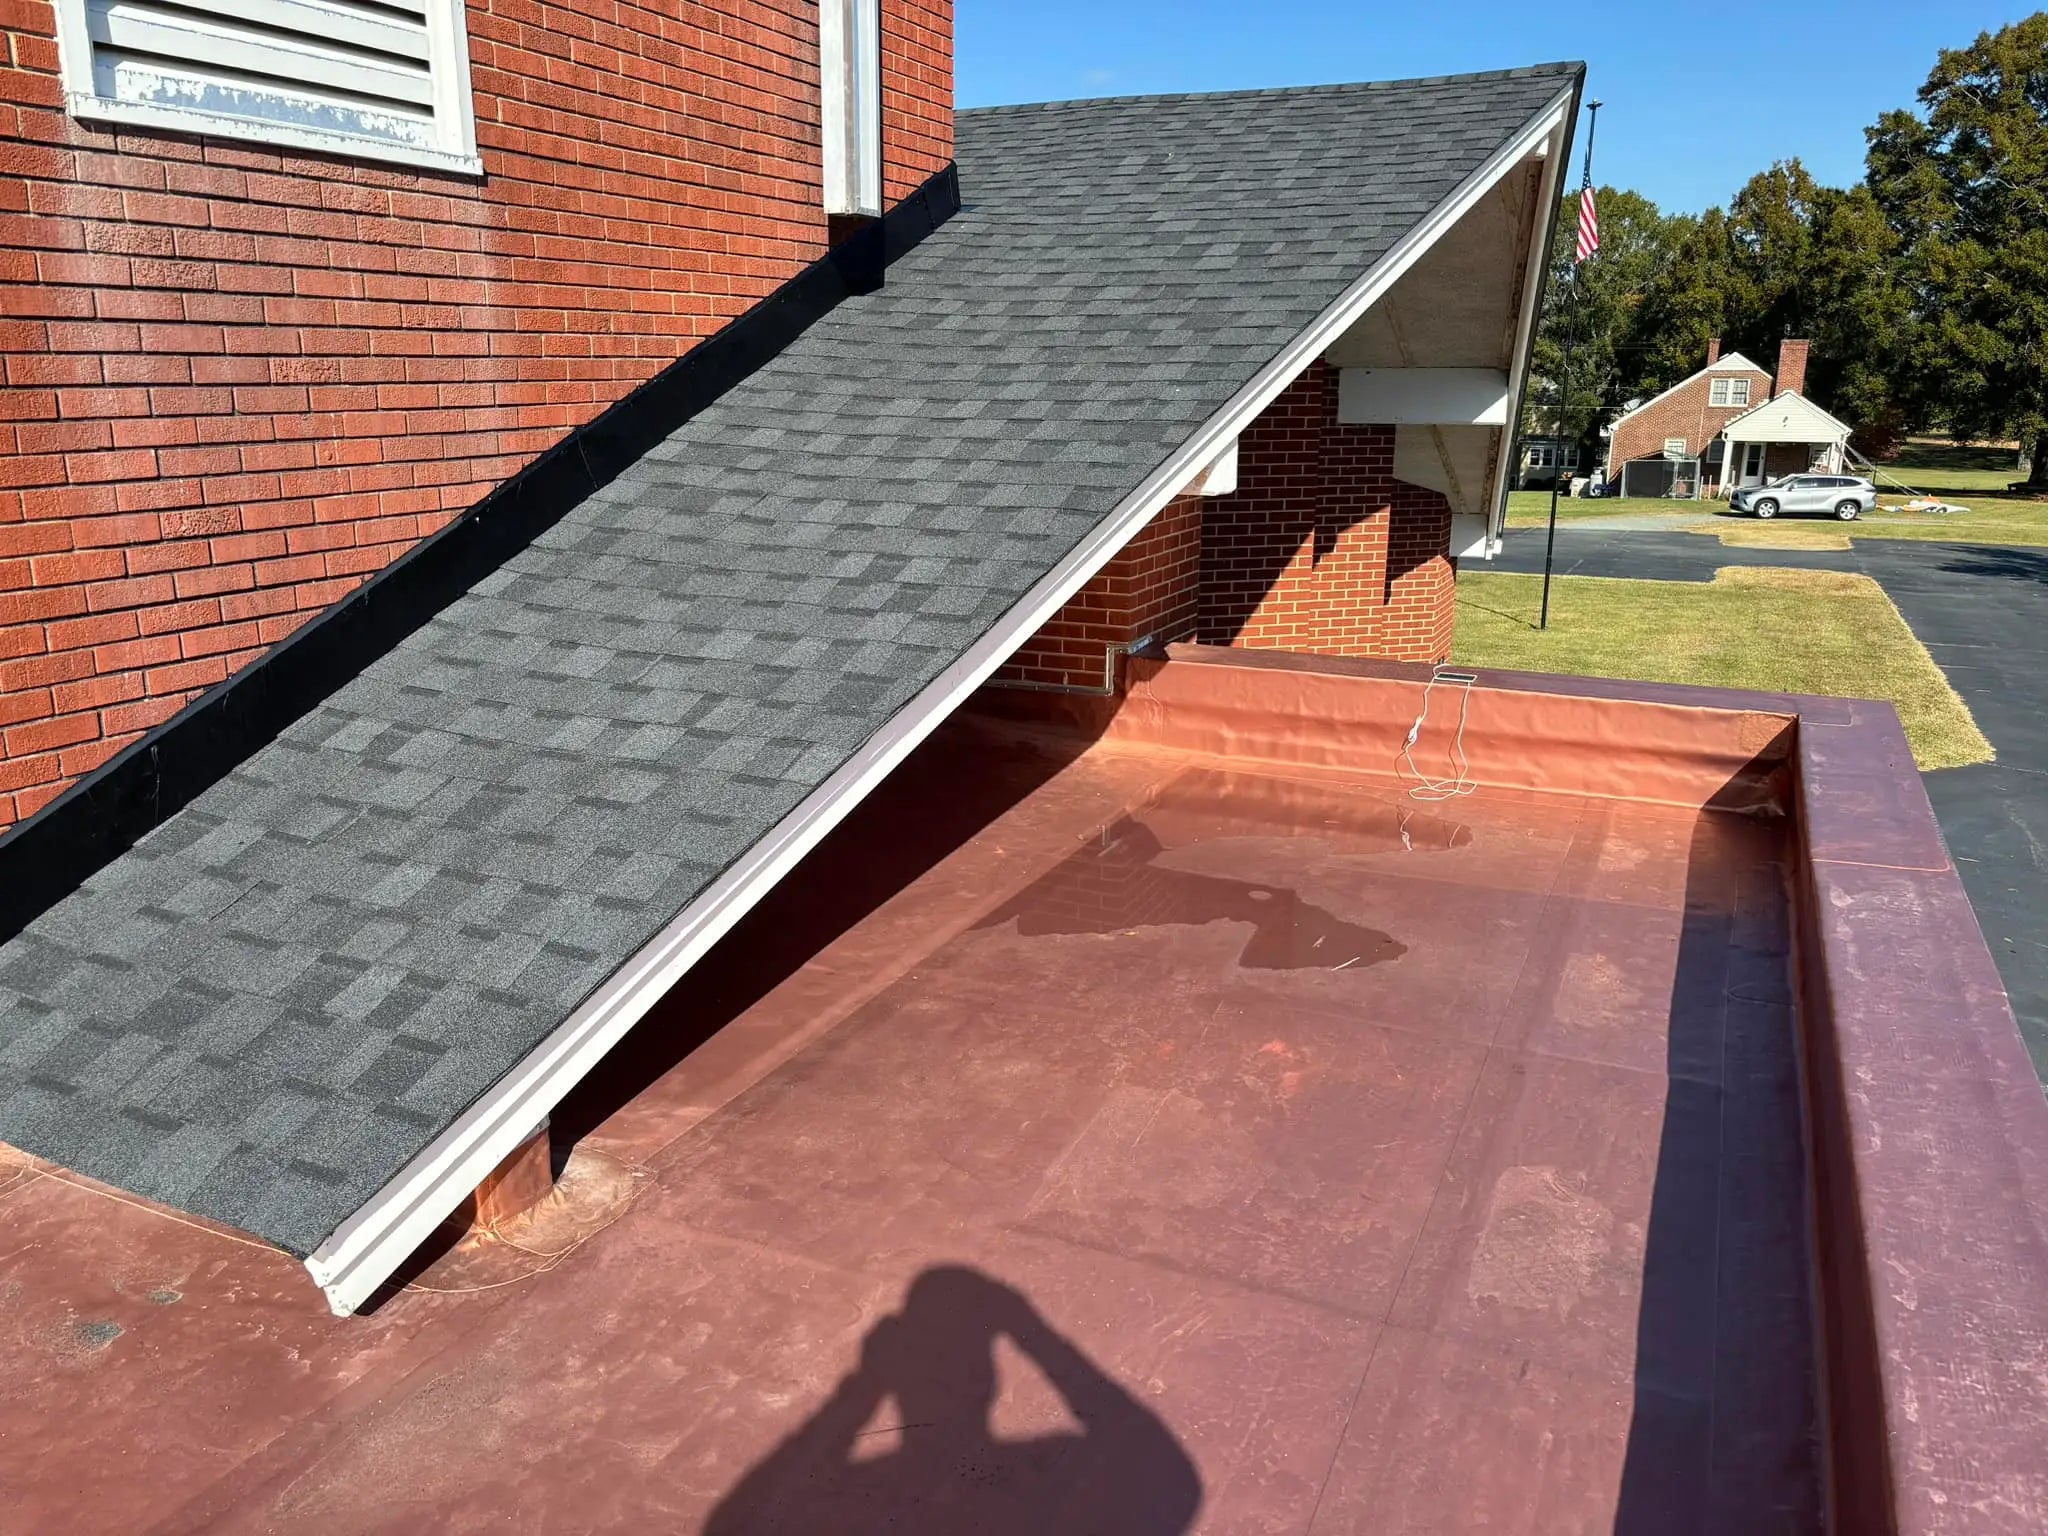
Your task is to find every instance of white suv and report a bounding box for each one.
[1731,475,1878,520]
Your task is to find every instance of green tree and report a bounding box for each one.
[1868,13,2048,485]
[1524,187,1690,443]
[1799,185,1911,431]
[1625,206,1753,397]
[1624,160,1910,434]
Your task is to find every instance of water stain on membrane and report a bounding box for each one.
[979,818,1407,972]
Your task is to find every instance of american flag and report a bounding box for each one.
[1574,185,1599,264]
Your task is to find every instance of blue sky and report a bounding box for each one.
[958,2,2030,213]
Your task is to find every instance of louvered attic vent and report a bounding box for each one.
[53,0,479,173]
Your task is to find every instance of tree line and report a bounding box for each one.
[1530,12,2047,487]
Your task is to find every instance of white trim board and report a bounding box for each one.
[1486,104,1571,547]
[1337,368,1509,427]
[304,79,1579,1314]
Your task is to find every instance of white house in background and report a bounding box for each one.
[1514,433,1582,489]
[1718,391,1855,491]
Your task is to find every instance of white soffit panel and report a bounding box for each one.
[1393,423,1493,518]
[1449,513,1491,559]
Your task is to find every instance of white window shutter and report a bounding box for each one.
[52,0,480,174]
[820,0,882,217]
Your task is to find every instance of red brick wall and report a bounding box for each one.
[1606,364,1772,482]
[1384,480,1456,663]
[1000,361,1460,690]
[1773,339,1808,399]
[0,0,953,822]
[1764,443,1814,479]
[994,490,1202,690]
[1200,362,1454,663]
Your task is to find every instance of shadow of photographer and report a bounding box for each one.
[703,1265,1201,1534]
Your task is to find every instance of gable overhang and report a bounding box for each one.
[1719,390,1853,444]
[1486,102,1575,544]
[1317,95,1577,553]
[304,76,1583,1315]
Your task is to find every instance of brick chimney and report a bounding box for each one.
[1705,336,1722,366]
[1774,339,1810,398]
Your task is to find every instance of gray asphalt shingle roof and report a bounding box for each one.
[0,64,1579,1258]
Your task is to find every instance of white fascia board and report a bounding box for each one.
[302,77,1580,1316]
[1196,439,1239,496]
[1485,105,1571,548]
[1338,368,1509,427]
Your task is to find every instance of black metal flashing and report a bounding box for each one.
[0,165,960,944]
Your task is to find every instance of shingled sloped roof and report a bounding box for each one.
[0,64,1581,1305]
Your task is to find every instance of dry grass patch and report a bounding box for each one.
[1453,567,1993,770]
[1685,520,1855,550]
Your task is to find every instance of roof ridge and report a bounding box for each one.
[957,62,1584,118]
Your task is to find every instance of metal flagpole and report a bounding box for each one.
[1539,98,1601,631]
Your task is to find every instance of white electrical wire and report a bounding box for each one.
[1400,666,1479,802]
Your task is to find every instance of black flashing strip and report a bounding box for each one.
[0,164,962,944]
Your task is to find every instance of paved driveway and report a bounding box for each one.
[1492,527,2048,1083]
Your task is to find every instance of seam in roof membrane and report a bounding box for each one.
[304,80,1578,1314]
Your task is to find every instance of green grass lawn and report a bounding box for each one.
[1504,491,1689,527]
[1828,439,2048,547]
[1453,566,1992,771]
[1875,439,2027,496]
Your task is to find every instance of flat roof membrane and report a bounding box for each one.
[1,698,1825,1531]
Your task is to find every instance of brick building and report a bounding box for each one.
[1603,337,1826,494]
[0,0,950,821]
[999,361,1461,691]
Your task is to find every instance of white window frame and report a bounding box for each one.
[1528,444,1553,469]
[1663,436,1689,456]
[820,0,882,217]
[50,0,481,175]
[1709,377,1751,408]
